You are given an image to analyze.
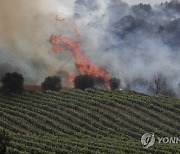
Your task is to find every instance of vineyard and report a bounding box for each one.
[0,89,180,153]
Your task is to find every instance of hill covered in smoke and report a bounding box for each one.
[74,0,180,95]
[0,0,180,96]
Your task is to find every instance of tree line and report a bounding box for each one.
[0,71,180,97]
[0,72,121,94]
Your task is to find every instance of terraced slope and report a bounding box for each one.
[0,89,179,154]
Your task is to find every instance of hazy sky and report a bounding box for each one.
[123,0,170,5]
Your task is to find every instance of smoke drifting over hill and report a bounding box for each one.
[0,0,180,95]
[124,0,170,5]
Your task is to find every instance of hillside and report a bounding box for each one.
[0,89,180,154]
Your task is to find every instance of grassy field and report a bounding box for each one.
[0,89,179,153]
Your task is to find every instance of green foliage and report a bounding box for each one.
[41,76,61,92]
[0,129,10,154]
[0,90,179,153]
[1,72,24,94]
[74,75,95,90]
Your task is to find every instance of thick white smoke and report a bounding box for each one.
[0,0,180,96]
[73,0,180,95]
[0,0,74,83]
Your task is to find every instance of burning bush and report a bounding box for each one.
[49,29,110,86]
[74,75,95,90]
[1,72,24,94]
[110,78,121,90]
[41,76,61,92]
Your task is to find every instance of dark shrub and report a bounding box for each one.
[110,78,120,90]
[94,77,106,88]
[1,72,24,94]
[74,75,95,90]
[41,76,61,91]
[0,129,10,154]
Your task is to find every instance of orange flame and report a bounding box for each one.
[67,73,75,83]
[49,28,110,86]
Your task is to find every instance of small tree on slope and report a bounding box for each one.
[1,72,24,94]
[74,75,95,90]
[41,76,61,91]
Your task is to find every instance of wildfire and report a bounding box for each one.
[49,28,110,86]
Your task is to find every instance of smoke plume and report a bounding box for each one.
[0,0,74,83]
[0,0,180,96]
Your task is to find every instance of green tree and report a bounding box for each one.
[74,75,95,90]
[41,76,61,91]
[1,72,24,94]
